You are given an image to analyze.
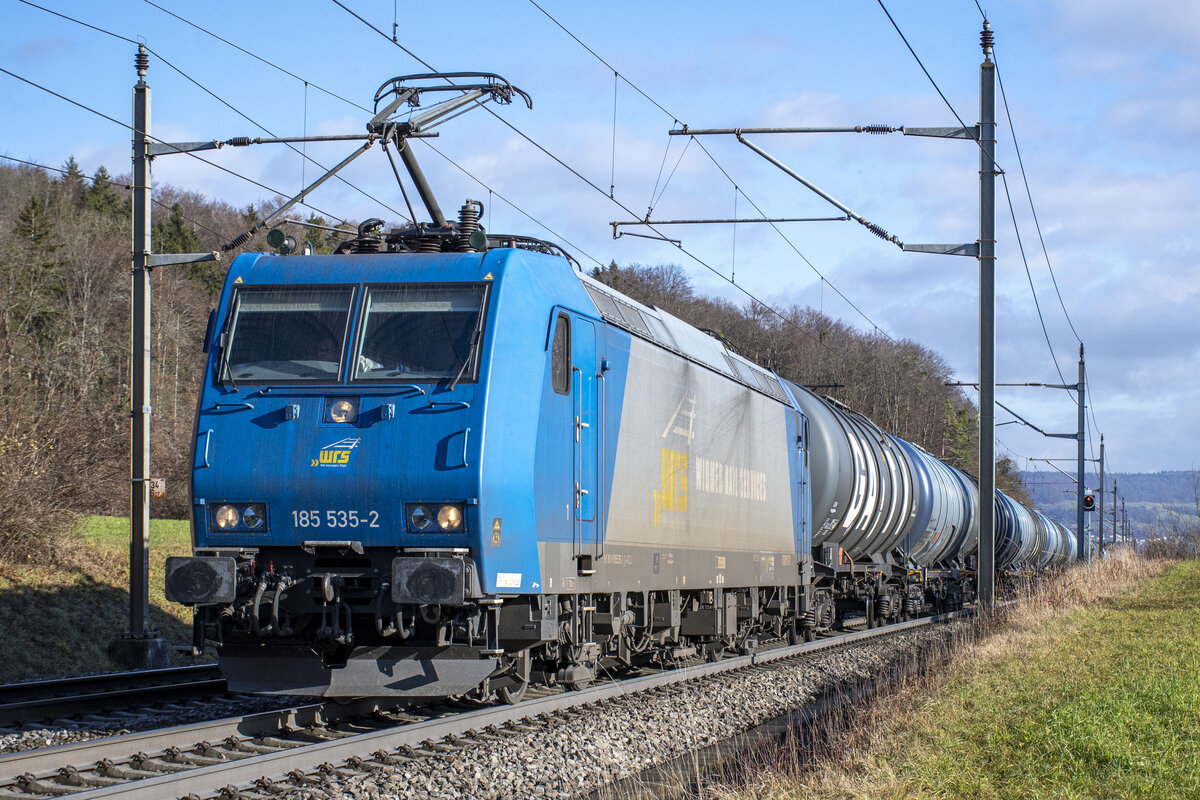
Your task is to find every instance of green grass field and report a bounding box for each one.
[721,554,1200,800]
[897,562,1200,799]
[0,516,198,682]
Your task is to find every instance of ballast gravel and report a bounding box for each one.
[275,622,967,800]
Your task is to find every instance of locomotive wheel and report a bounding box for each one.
[786,620,801,646]
[497,651,531,705]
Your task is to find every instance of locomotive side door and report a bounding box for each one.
[572,316,601,568]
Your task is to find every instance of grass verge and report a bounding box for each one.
[0,516,197,682]
[710,550,1197,800]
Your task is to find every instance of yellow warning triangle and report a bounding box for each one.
[233,276,243,284]
[483,272,493,281]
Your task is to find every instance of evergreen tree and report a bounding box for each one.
[942,399,975,471]
[996,456,1033,506]
[15,194,58,253]
[83,166,122,217]
[154,203,222,298]
[10,193,67,348]
[154,202,201,254]
[60,156,86,207]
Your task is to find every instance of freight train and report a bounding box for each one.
[164,214,1077,701]
[163,72,1078,702]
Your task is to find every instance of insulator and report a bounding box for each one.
[412,236,442,253]
[223,230,254,251]
[980,24,994,52]
[227,137,252,147]
[135,47,149,77]
[864,124,891,134]
[865,221,892,241]
[350,237,383,254]
[457,199,483,252]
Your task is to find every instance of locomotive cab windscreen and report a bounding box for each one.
[218,282,489,384]
[354,283,488,382]
[221,287,354,382]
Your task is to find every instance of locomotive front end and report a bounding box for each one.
[167,250,533,698]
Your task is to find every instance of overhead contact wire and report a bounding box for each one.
[1001,172,1066,384]
[0,65,346,226]
[994,57,1082,344]
[523,2,897,342]
[141,0,371,113]
[328,2,849,354]
[15,1,402,224]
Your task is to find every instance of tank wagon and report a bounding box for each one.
[162,71,1076,702]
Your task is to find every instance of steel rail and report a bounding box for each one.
[16,610,971,800]
[0,698,387,784]
[0,666,225,727]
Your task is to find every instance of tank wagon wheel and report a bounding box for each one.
[786,619,802,646]
[705,636,734,662]
[496,650,532,705]
[562,675,592,692]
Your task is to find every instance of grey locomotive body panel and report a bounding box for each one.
[539,333,799,593]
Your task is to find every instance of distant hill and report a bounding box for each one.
[1020,469,1197,543]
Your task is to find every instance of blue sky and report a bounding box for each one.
[2,0,1197,476]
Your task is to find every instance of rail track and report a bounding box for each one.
[0,666,227,730]
[0,610,971,800]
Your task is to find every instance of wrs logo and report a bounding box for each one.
[311,437,360,468]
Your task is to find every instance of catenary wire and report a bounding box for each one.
[143,46,409,223]
[502,1,900,343]
[419,141,605,270]
[140,0,371,114]
[1000,172,1067,384]
[0,64,348,227]
[994,56,1082,343]
[327,1,859,355]
[17,0,404,224]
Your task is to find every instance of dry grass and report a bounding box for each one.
[703,549,1187,800]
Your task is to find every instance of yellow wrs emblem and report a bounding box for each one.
[653,447,688,526]
[310,437,360,468]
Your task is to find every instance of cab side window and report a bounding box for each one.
[551,314,571,395]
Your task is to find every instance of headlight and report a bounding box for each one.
[437,504,463,531]
[409,504,432,531]
[214,504,239,530]
[406,502,465,533]
[241,504,265,529]
[326,398,358,424]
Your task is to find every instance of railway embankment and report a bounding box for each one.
[0,516,195,682]
[706,550,1198,800]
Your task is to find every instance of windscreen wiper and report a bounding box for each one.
[449,305,486,391]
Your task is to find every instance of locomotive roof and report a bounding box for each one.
[575,270,789,405]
